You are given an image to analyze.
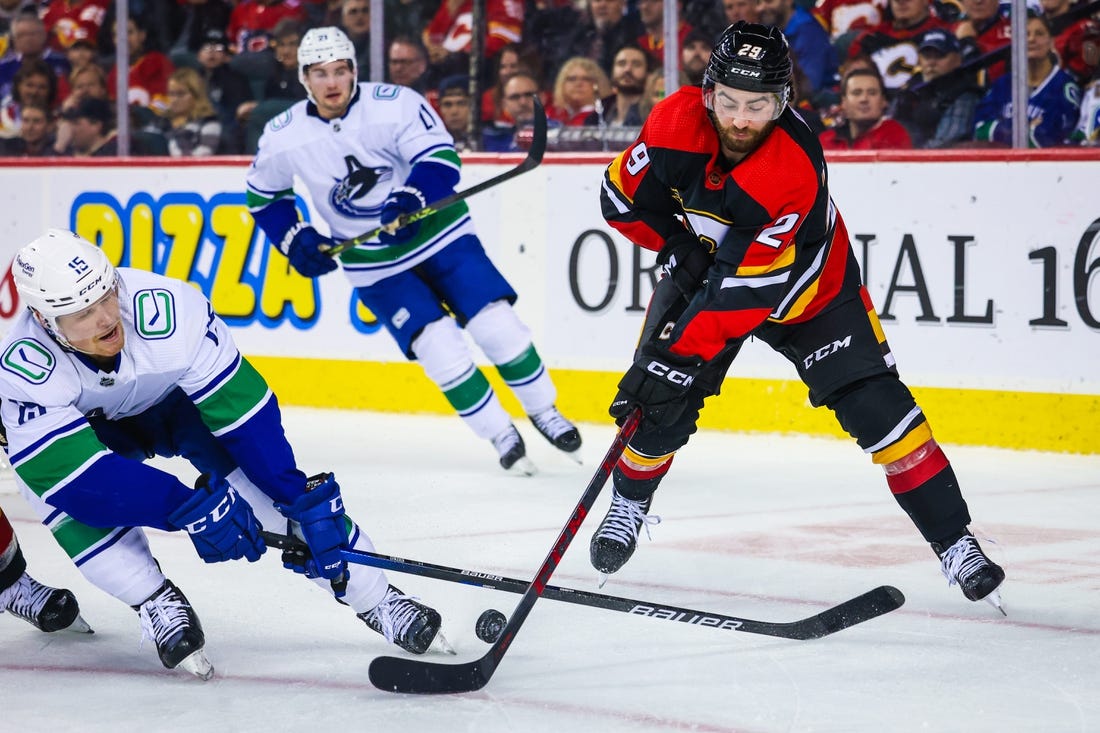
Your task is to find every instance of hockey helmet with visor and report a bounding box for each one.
[702,22,793,122]
[298,26,358,105]
[12,229,120,350]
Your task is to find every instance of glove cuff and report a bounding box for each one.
[278,221,310,255]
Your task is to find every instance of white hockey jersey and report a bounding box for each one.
[246,83,476,287]
[0,268,304,529]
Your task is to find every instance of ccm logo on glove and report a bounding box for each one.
[182,489,238,534]
[645,359,695,387]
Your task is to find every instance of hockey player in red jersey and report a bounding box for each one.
[1,505,91,633]
[593,21,1006,612]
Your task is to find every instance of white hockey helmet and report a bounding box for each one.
[298,26,357,104]
[12,228,118,347]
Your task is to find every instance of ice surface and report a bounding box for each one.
[2,408,1097,732]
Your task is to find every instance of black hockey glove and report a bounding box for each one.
[656,231,712,298]
[283,223,339,278]
[609,343,703,429]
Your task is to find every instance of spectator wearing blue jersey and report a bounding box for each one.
[0,11,69,101]
[974,12,1080,146]
[757,0,838,96]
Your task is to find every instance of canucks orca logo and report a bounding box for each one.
[330,155,392,217]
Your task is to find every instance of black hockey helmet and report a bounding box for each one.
[703,22,793,95]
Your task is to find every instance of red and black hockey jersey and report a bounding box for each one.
[601,86,854,362]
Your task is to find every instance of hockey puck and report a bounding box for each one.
[475,608,507,643]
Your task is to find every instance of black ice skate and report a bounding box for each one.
[1,572,92,633]
[358,584,453,655]
[530,406,583,463]
[589,490,661,585]
[491,424,537,476]
[932,532,1006,615]
[134,580,213,679]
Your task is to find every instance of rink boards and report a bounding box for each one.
[0,150,1096,453]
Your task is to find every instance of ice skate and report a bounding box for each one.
[589,490,661,586]
[134,580,213,680]
[932,532,1006,615]
[359,584,453,655]
[1,571,92,633]
[491,424,537,476]
[529,406,583,463]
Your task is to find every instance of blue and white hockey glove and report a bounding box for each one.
[657,231,712,299]
[379,186,427,245]
[609,343,704,429]
[275,473,349,594]
[168,476,266,564]
[282,222,339,278]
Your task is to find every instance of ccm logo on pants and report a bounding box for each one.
[803,335,852,369]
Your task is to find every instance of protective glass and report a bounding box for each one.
[703,84,789,123]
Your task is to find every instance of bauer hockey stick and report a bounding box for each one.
[260,531,905,641]
[365,408,642,694]
[324,96,549,258]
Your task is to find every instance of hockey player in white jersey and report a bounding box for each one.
[246,26,581,475]
[0,229,449,679]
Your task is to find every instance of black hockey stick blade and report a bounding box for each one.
[326,96,548,257]
[735,585,905,640]
[366,409,642,694]
[259,530,904,641]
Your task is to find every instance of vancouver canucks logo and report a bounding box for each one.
[330,155,392,218]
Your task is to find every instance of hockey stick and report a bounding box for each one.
[325,96,548,258]
[260,530,904,641]
[365,409,642,694]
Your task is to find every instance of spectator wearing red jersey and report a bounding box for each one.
[847,0,951,94]
[41,0,107,51]
[549,55,611,125]
[814,0,883,42]
[636,0,693,67]
[819,67,913,148]
[954,0,1010,80]
[107,15,174,118]
[423,0,524,73]
[1043,0,1100,86]
[228,0,306,54]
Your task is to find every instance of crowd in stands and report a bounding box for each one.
[1,0,1098,157]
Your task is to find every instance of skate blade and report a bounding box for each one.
[562,450,583,466]
[984,589,1007,616]
[431,631,457,655]
[596,572,609,589]
[177,649,215,681]
[507,456,538,477]
[65,614,94,634]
